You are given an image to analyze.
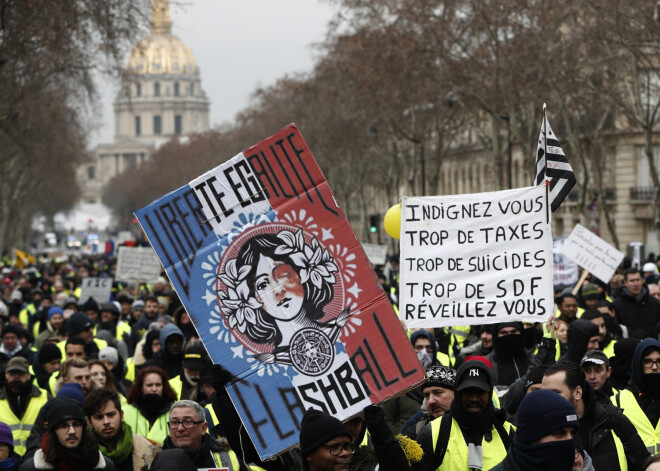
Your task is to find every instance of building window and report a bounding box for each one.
[154,82,160,97]
[190,82,194,95]
[175,115,182,135]
[87,166,95,180]
[136,83,141,97]
[153,115,162,135]
[174,82,180,96]
[135,116,141,136]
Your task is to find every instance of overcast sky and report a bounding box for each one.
[89,0,337,147]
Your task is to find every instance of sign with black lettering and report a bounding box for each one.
[561,223,624,283]
[400,186,554,327]
[79,277,113,303]
[115,246,162,281]
[135,125,424,460]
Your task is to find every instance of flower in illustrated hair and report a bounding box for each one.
[276,229,338,289]
[219,280,261,333]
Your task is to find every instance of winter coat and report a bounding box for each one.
[382,388,423,435]
[18,450,116,471]
[486,338,555,388]
[614,286,660,338]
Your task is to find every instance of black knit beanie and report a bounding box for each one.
[68,311,93,337]
[38,343,61,364]
[46,398,86,432]
[566,319,598,361]
[299,409,352,457]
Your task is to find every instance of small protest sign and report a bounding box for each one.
[135,124,424,459]
[362,243,388,266]
[115,246,162,281]
[561,224,624,283]
[553,237,578,287]
[400,186,554,327]
[79,277,113,303]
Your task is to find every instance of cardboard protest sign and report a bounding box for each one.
[135,124,424,459]
[553,237,578,287]
[362,243,388,266]
[115,246,162,281]
[561,224,624,283]
[79,277,113,303]
[400,186,554,327]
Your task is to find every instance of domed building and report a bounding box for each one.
[80,0,210,204]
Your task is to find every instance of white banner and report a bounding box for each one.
[561,224,625,283]
[115,246,162,281]
[79,277,113,303]
[362,243,388,265]
[400,186,554,327]
[553,237,578,287]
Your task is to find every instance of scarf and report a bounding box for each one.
[41,432,100,471]
[137,394,169,425]
[511,436,575,471]
[0,457,16,469]
[98,422,133,465]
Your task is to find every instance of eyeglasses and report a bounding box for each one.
[54,421,84,431]
[642,359,660,368]
[325,442,356,456]
[168,419,204,429]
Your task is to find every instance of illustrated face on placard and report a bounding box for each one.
[216,223,347,376]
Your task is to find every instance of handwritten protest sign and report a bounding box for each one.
[362,243,388,266]
[115,246,162,281]
[553,237,578,287]
[400,186,554,327]
[79,277,113,303]
[561,224,624,283]
[135,124,424,459]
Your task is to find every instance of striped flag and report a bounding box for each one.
[534,109,576,212]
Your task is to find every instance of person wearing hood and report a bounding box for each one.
[383,330,435,434]
[143,324,184,381]
[542,361,649,471]
[613,338,660,455]
[582,308,617,358]
[491,389,579,471]
[416,358,514,471]
[609,337,641,390]
[173,307,198,344]
[485,322,555,388]
[33,343,61,395]
[96,303,133,354]
[123,366,177,444]
[614,268,660,338]
[557,319,600,365]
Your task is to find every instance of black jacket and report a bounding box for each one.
[162,434,246,470]
[486,338,555,388]
[579,382,649,471]
[614,286,660,338]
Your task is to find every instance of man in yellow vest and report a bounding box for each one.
[491,389,579,471]
[416,358,514,471]
[0,356,49,456]
[543,361,648,470]
[162,399,241,470]
[613,337,660,455]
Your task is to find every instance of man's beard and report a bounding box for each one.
[7,380,27,393]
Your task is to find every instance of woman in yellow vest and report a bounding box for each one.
[123,366,176,444]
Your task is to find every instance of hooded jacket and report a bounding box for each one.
[610,338,640,391]
[614,286,660,338]
[621,338,660,429]
[144,324,184,380]
[558,319,598,365]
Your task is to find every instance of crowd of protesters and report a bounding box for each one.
[1,251,660,470]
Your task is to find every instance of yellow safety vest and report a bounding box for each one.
[19,304,36,327]
[430,416,513,471]
[125,357,136,383]
[603,340,616,359]
[614,389,660,455]
[93,321,132,343]
[169,375,183,400]
[0,387,49,456]
[203,403,244,471]
[435,351,453,367]
[122,404,169,444]
[57,337,108,360]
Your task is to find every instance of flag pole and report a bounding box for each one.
[543,103,549,224]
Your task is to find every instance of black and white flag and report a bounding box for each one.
[534,108,576,212]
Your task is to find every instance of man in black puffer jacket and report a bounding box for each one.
[542,361,649,471]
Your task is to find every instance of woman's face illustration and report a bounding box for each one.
[254,254,305,321]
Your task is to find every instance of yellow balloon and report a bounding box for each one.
[384,203,402,239]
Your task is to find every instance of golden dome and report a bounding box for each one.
[126,0,197,75]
